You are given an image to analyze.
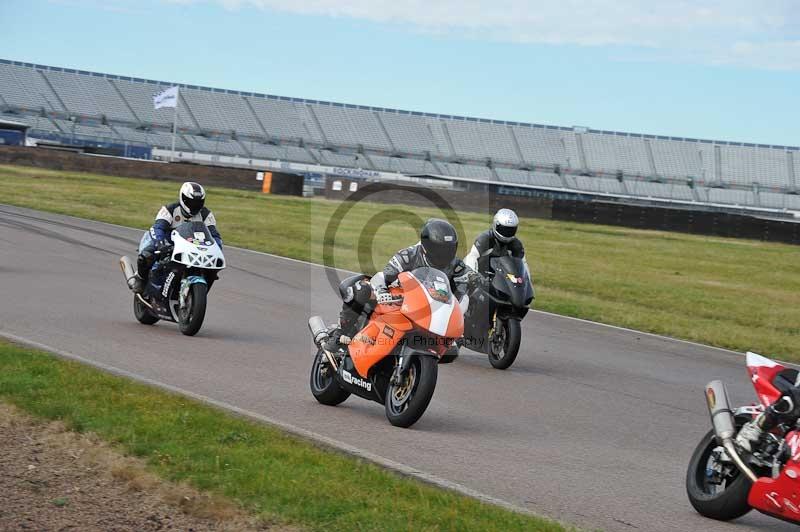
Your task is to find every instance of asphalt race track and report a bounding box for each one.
[0,204,794,532]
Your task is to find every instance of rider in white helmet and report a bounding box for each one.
[464,208,530,279]
[130,182,222,293]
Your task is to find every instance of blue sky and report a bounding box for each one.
[2,0,798,146]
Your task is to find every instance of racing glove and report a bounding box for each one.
[155,239,173,256]
[376,290,395,305]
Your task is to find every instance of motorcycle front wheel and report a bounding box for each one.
[178,283,207,336]
[686,427,752,521]
[488,318,521,370]
[309,349,350,406]
[385,355,438,428]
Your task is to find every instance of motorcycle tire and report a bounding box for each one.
[309,349,350,406]
[133,294,159,325]
[385,355,438,428]
[686,426,752,521]
[178,283,207,336]
[488,318,521,370]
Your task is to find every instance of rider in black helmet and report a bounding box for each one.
[327,218,479,349]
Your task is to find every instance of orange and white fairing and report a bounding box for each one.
[397,270,463,339]
[348,267,464,378]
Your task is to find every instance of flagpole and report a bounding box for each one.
[170,91,179,163]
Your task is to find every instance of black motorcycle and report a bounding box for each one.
[462,255,533,369]
[120,221,226,336]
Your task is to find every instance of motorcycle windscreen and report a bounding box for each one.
[490,255,533,307]
[399,268,463,338]
[175,221,215,246]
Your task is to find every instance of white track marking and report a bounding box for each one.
[0,330,545,520]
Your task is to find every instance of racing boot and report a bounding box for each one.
[130,274,145,294]
[132,254,151,294]
[321,307,364,351]
[736,395,793,452]
[735,420,763,453]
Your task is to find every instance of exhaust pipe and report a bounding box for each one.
[119,256,137,290]
[308,316,338,370]
[308,316,329,345]
[705,380,758,483]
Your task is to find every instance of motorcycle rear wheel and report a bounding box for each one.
[133,294,159,325]
[385,355,438,428]
[178,283,207,336]
[309,349,350,406]
[488,318,521,370]
[686,426,752,521]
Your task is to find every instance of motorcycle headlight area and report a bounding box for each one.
[176,251,224,268]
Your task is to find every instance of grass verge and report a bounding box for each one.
[1,163,799,360]
[0,340,566,531]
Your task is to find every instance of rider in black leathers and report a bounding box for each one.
[463,208,530,280]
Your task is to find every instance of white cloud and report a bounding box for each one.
[169,0,800,70]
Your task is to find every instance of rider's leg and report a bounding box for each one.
[737,370,800,452]
[133,231,156,293]
[329,277,374,348]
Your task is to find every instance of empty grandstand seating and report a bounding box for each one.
[446,120,519,163]
[312,105,392,150]
[718,145,790,189]
[650,139,703,178]
[581,133,650,175]
[2,58,798,212]
[576,175,626,196]
[511,126,570,167]
[43,70,137,122]
[369,155,439,175]
[182,88,263,137]
[707,187,755,206]
[0,63,63,112]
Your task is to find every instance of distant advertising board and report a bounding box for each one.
[330,167,380,179]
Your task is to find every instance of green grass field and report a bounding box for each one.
[1,163,799,360]
[0,340,566,532]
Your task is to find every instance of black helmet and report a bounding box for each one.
[420,218,458,270]
[179,181,206,217]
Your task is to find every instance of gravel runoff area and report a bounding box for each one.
[0,403,282,532]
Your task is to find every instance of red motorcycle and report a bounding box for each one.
[687,352,800,524]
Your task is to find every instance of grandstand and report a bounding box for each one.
[1,58,798,212]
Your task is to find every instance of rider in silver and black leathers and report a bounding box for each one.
[463,208,530,279]
[329,218,479,348]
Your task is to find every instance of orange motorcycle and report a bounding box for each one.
[308,267,463,427]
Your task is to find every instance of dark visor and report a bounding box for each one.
[496,224,517,238]
[183,196,204,214]
[425,242,457,268]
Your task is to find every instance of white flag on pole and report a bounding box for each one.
[153,86,179,110]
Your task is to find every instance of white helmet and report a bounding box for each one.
[179,182,206,217]
[492,208,519,243]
